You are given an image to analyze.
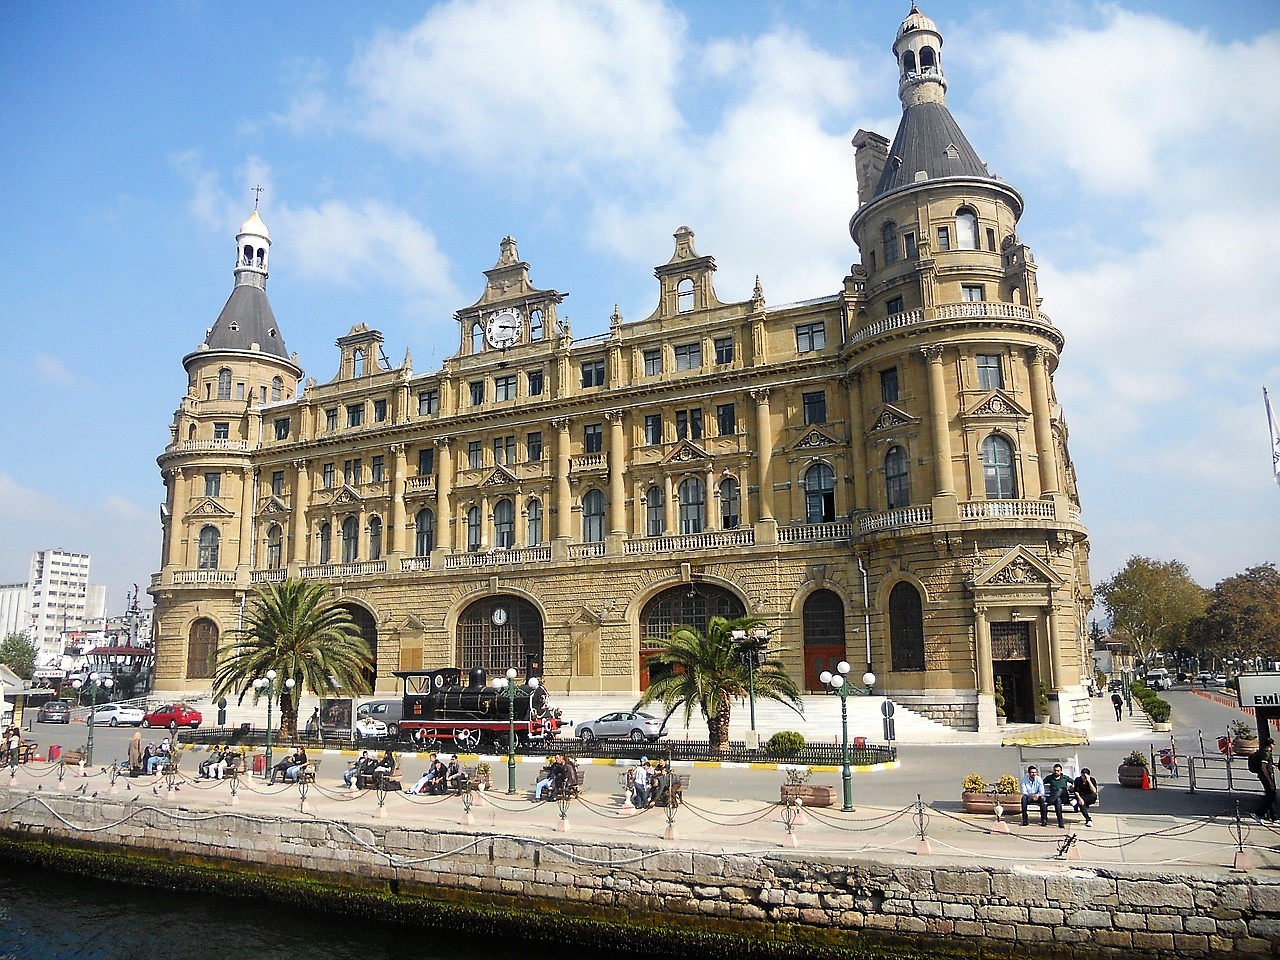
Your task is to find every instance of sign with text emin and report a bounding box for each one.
[1236,673,1280,710]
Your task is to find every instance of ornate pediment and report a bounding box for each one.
[963,390,1029,420]
[868,404,917,434]
[400,613,426,632]
[481,466,518,487]
[791,428,838,451]
[256,495,289,517]
[569,605,603,627]
[972,546,1064,588]
[330,485,363,506]
[185,498,233,520]
[662,440,710,465]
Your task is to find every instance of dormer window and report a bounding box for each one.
[677,278,695,313]
[353,349,365,377]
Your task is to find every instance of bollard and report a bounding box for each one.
[990,791,1010,834]
[461,786,475,825]
[663,800,680,841]
[914,794,933,855]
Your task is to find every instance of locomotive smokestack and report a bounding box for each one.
[467,668,488,690]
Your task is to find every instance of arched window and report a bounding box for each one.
[467,506,481,552]
[471,323,484,353]
[885,446,910,509]
[889,581,926,671]
[271,377,283,402]
[318,521,332,565]
[882,221,899,264]
[804,463,836,524]
[341,516,359,563]
[368,515,382,560]
[266,524,283,570]
[242,244,253,266]
[920,45,937,73]
[982,434,1018,499]
[956,207,978,250]
[494,499,515,548]
[901,49,917,74]
[217,368,232,401]
[530,309,544,340]
[646,485,665,537]
[526,498,543,546]
[582,489,605,543]
[719,477,740,529]
[187,618,218,680]
[677,477,705,534]
[415,509,435,557]
[197,526,220,569]
[255,246,265,267]
[456,596,543,679]
[677,278,694,313]
[354,349,365,377]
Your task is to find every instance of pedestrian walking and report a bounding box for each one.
[1111,692,1123,721]
[1249,737,1277,823]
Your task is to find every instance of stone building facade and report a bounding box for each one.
[150,6,1091,732]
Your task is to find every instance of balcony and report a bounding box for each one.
[624,529,755,554]
[858,507,933,534]
[568,542,606,560]
[405,476,436,494]
[300,560,387,579]
[166,439,250,454]
[400,556,432,572]
[849,301,1057,347]
[960,499,1056,520]
[443,545,552,569]
[778,521,856,543]
[570,453,607,474]
[170,569,237,585]
[250,568,288,585]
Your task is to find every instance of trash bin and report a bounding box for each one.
[48,744,61,762]
[853,736,867,749]
[252,752,267,774]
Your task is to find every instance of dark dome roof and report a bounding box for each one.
[204,284,289,359]
[874,101,989,197]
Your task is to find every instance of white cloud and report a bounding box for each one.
[33,354,76,387]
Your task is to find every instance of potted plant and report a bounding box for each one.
[960,773,1020,814]
[1145,697,1172,732]
[1229,719,1259,756]
[1036,682,1050,723]
[993,681,1007,726]
[1118,749,1148,788]
[473,761,492,790]
[780,765,835,807]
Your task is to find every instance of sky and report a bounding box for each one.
[1,0,1278,618]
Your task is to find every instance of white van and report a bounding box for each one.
[1145,668,1170,691]
[356,699,403,736]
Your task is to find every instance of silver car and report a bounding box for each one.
[90,703,145,727]
[576,710,666,742]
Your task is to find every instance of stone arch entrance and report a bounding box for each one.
[802,589,846,692]
[638,584,745,690]
[456,596,544,678]
[186,618,218,680]
[336,603,378,691]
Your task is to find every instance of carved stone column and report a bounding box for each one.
[606,410,626,535]
[845,372,867,511]
[290,458,311,567]
[389,442,407,556]
[921,345,957,519]
[1027,346,1060,497]
[553,417,572,542]
[974,605,994,695]
[238,466,256,570]
[436,437,455,552]
[751,388,774,521]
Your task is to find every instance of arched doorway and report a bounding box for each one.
[337,603,378,691]
[638,584,745,690]
[186,618,218,680]
[802,589,846,691]
[456,596,544,679]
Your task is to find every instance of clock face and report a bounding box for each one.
[491,607,509,626]
[484,308,521,349]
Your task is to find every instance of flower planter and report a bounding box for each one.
[961,792,1020,815]
[1233,738,1260,757]
[1151,721,1172,732]
[781,784,836,807]
[1117,763,1147,788]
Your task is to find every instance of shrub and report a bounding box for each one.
[1122,750,1149,768]
[995,775,1020,795]
[1145,698,1171,723]
[765,731,806,756]
[1228,719,1257,740]
[962,773,988,793]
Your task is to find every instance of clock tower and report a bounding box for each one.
[454,236,566,356]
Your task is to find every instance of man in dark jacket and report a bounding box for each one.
[1254,737,1277,823]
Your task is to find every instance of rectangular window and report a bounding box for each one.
[644,413,662,445]
[674,342,701,371]
[204,472,221,498]
[493,435,515,465]
[467,441,482,470]
[977,354,1004,390]
[714,337,734,365]
[322,462,335,489]
[643,348,662,377]
[418,389,439,415]
[494,375,516,401]
[273,418,290,440]
[886,296,905,315]
[716,403,736,436]
[347,404,363,428]
[986,227,997,252]
[271,470,285,497]
[213,422,229,440]
[795,322,826,353]
[937,226,951,251]
[881,367,899,404]
[469,381,484,406]
[584,423,603,453]
[418,447,434,476]
[675,408,703,441]
[903,232,917,259]
[962,284,985,302]
[581,360,606,388]
[803,391,827,425]
[373,399,387,422]
[527,431,543,462]
[343,459,362,485]
[526,369,544,396]
[325,408,338,431]
[236,382,245,400]
[371,455,385,483]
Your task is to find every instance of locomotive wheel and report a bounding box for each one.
[455,728,481,751]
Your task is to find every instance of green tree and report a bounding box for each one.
[1096,556,1207,670]
[636,615,802,751]
[1188,563,1280,666]
[212,580,373,737]
[0,632,37,680]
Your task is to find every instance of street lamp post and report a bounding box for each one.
[71,672,113,766]
[253,669,277,778]
[820,660,854,812]
[495,668,540,795]
[731,627,770,748]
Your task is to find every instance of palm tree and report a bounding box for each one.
[637,614,802,751]
[212,579,373,737]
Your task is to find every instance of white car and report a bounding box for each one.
[89,703,145,727]
[354,716,388,740]
[575,710,667,742]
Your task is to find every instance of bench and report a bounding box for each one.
[355,763,400,791]
[270,760,320,785]
[535,760,584,800]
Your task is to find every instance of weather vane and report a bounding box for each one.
[252,184,263,209]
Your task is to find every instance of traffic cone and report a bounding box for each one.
[1141,769,1152,790]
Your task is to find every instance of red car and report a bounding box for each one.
[142,703,202,729]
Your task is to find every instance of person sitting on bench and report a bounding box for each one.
[1019,765,1048,826]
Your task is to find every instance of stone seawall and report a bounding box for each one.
[1,791,1277,958]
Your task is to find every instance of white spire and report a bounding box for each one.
[894,4,947,108]
[234,206,271,291]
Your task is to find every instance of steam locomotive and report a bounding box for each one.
[393,667,564,751]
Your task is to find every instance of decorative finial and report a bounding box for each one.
[610,304,623,333]
[252,184,264,209]
[751,275,765,311]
